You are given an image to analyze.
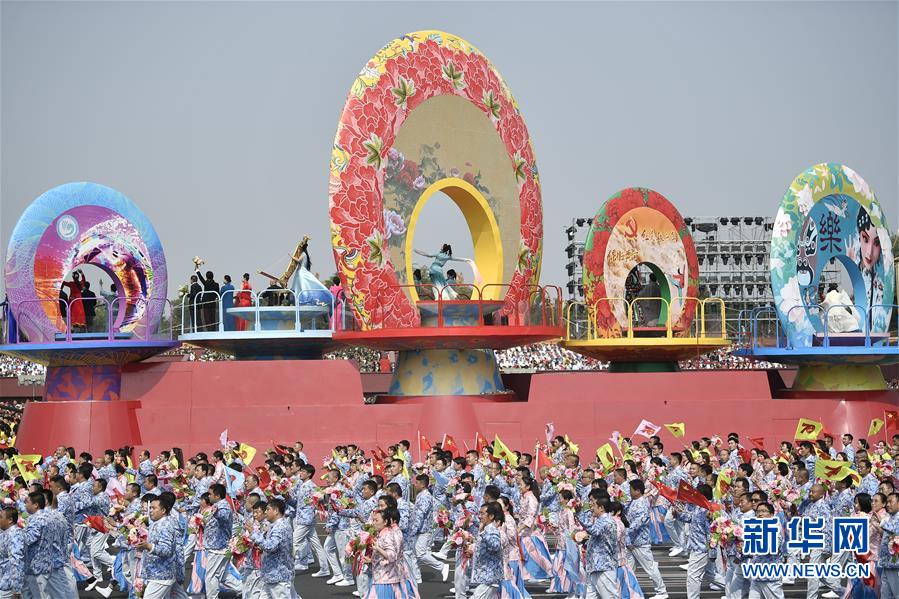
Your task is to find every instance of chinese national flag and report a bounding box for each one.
[656,482,678,504]
[255,467,271,490]
[536,450,552,476]
[419,432,432,455]
[748,437,766,451]
[84,515,109,534]
[676,480,712,511]
[885,411,898,432]
[442,434,460,458]
[271,441,290,456]
[371,459,385,478]
[794,418,823,441]
[375,446,388,461]
[475,432,490,454]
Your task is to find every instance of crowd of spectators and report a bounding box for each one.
[0,355,45,378]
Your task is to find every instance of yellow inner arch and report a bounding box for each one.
[404,177,504,303]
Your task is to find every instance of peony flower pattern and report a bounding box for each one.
[328,30,542,330]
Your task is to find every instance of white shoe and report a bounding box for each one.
[335,579,354,587]
[85,579,101,592]
[709,582,725,591]
[669,547,684,557]
[294,564,309,572]
[822,593,839,599]
[782,578,795,585]
[352,592,360,597]
[95,585,113,599]
[441,563,450,582]
[649,594,668,599]
[311,571,330,578]
[433,551,449,561]
[678,564,688,570]
[326,576,344,584]
[449,588,455,594]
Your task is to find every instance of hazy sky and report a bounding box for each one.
[2,1,897,298]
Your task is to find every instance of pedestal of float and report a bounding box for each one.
[388,348,504,395]
[793,364,887,392]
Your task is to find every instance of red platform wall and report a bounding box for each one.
[15,360,899,464]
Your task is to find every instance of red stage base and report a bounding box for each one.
[15,360,899,462]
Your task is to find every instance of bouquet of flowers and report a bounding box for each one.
[571,529,589,544]
[188,508,212,535]
[344,524,377,575]
[435,507,452,534]
[132,578,146,598]
[645,464,665,484]
[0,480,16,502]
[116,512,149,539]
[607,483,625,502]
[709,514,742,549]
[535,510,552,534]
[170,469,194,500]
[228,526,255,567]
[269,478,291,498]
[450,528,474,569]
[873,460,894,480]
[127,524,149,547]
[889,535,899,564]
[710,435,723,449]
[453,508,474,532]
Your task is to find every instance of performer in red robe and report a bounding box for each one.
[235,272,253,331]
[61,270,86,331]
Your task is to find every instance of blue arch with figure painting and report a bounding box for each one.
[771,164,894,348]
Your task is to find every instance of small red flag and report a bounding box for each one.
[748,437,765,451]
[255,467,272,490]
[536,450,552,477]
[475,432,489,454]
[656,483,678,504]
[419,432,432,455]
[271,441,290,456]
[676,480,712,511]
[442,434,460,458]
[738,447,752,464]
[371,459,386,478]
[84,515,109,534]
[886,411,898,432]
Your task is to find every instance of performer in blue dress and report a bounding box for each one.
[414,245,467,299]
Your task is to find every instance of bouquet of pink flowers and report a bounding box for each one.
[345,525,377,575]
[889,535,899,564]
[131,578,145,598]
[450,528,474,569]
[453,509,474,532]
[607,483,625,502]
[270,478,291,498]
[188,509,212,535]
[126,524,149,548]
[116,512,149,539]
[709,514,742,549]
[873,460,894,480]
[535,510,552,534]
[435,507,452,534]
[228,526,255,567]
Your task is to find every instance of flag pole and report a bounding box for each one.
[417,430,421,463]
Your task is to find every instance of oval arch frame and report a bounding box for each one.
[328,30,542,330]
[582,187,699,338]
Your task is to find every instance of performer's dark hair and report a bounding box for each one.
[27,491,45,509]
[482,501,504,523]
[2,506,17,524]
[209,483,227,500]
[629,479,645,495]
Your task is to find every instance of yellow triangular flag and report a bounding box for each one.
[492,435,518,467]
[714,469,732,500]
[794,418,823,441]
[596,443,616,473]
[815,458,857,483]
[664,423,685,438]
[125,456,135,483]
[237,443,257,466]
[564,434,579,455]
[14,454,42,482]
[869,419,884,437]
